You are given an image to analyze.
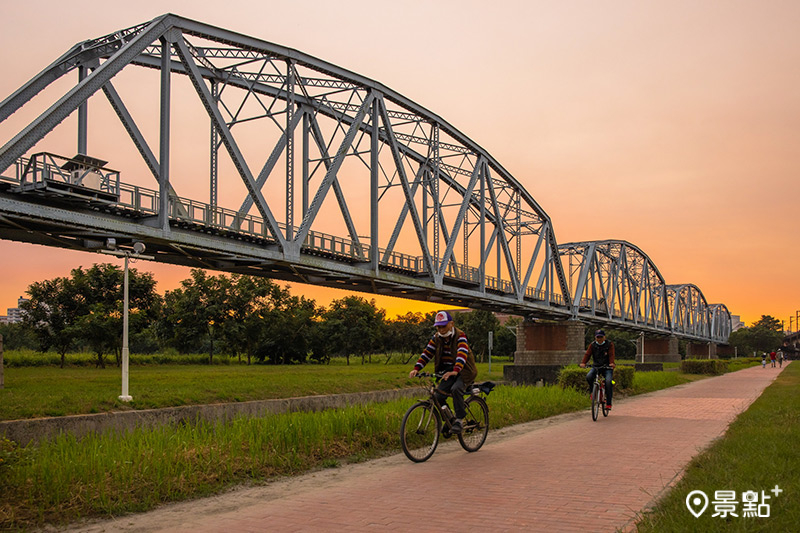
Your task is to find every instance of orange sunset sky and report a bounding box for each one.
[1,1,799,328]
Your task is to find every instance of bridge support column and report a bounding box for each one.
[504,319,585,385]
[641,335,680,363]
[716,344,734,357]
[687,342,718,359]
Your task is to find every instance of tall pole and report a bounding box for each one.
[120,252,132,402]
[639,332,645,364]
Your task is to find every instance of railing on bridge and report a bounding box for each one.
[7,155,561,304]
[15,153,120,202]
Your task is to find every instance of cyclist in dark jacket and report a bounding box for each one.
[580,329,616,409]
[409,310,478,434]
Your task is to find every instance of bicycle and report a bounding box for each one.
[400,371,495,463]
[589,365,614,421]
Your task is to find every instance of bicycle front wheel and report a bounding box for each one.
[400,401,441,462]
[591,382,600,421]
[458,396,489,452]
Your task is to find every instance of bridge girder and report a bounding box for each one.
[559,240,730,343]
[0,13,570,318]
[0,14,731,342]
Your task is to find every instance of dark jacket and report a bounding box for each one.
[581,340,615,367]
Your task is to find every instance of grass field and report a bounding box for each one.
[0,358,507,420]
[0,354,767,530]
[634,362,799,532]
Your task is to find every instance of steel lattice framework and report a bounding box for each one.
[559,240,730,342]
[0,14,730,342]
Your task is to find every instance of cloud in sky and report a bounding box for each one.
[1,0,798,327]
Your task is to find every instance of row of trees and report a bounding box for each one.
[2,262,786,367]
[3,264,518,367]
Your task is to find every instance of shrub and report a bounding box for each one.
[557,366,588,390]
[614,365,635,389]
[557,364,634,391]
[681,358,728,375]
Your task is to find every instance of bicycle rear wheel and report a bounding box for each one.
[458,396,489,452]
[591,382,600,421]
[400,401,441,462]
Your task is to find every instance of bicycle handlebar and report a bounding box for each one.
[415,371,445,379]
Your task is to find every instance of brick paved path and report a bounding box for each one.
[68,363,787,533]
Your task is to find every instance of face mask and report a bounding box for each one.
[437,328,454,338]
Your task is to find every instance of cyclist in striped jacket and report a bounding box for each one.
[409,310,478,434]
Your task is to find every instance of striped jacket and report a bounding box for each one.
[414,327,477,385]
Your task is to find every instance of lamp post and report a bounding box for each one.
[639,332,645,364]
[100,241,153,402]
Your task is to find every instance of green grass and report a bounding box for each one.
[629,370,694,394]
[0,357,766,529]
[634,362,800,532]
[0,359,507,420]
[0,382,589,529]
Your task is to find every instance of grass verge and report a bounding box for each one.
[0,361,507,421]
[0,361,760,529]
[0,383,588,529]
[634,362,799,532]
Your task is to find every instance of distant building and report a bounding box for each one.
[6,296,29,324]
[0,315,9,324]
[730,314,745,331]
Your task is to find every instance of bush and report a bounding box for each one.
[727,357,762,372]
[557,364,634,391]
[681,358,728,375]
[557,366,588,390]
[614,365,635,389]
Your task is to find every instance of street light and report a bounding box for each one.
[100,241,153,402]
[639,332,645,364]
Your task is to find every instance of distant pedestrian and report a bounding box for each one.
[761,354,767,368]
[770,351,777,368]
[778,351,784,368]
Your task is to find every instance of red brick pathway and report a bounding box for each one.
[69,363,787,533]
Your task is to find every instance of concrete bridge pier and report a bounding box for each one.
[504,319,585,385]
[640,335,681,363]
[687,342,719,359]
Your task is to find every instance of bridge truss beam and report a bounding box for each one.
[0,13,570,319]
[0,14,731,342]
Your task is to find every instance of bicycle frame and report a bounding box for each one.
[400,371,493,462]
[590,365,613,421]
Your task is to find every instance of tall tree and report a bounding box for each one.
[728,315,784,356]
[21,263,160,368]
[385,311,432,362]
[220,274,278,364]
[258,289,319,365]
[456,309,501,361]
[21,277,84,367]
[71,263,160,368]
[161,269,229,363]
[317,296,386,364]
[752,315,783,333]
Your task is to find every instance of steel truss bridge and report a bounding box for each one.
[0,14,730,344]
